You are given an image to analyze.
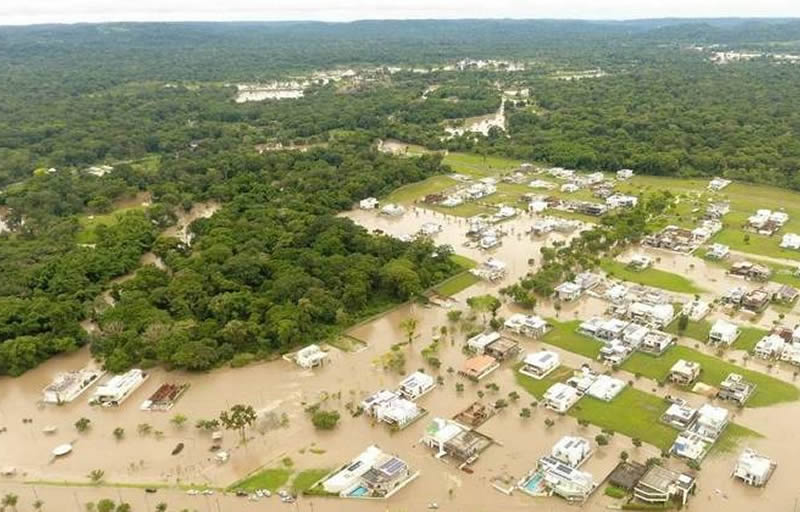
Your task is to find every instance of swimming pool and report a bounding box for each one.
[348,486,369,497]
[522,472,545,493]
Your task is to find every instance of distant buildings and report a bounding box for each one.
[617,169,634,180]
[380,203,405,216]
[543,383,581,413]
[554,272,601,302]
[746,209,789,236]
[359,197,379,210]
[754,334,786,360]
[780,233,800,250]
[708,177,732,191]
[706,243,730,260]
[470,258,507,281]
[294,344,329,369]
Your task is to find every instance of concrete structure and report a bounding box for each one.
[359,197,379,209]
[90,369,148,407]
[397,371,436,400]
[421,417,492,465]
[519,351,560,379]
[708,177,732,191]
[617,169,634,180]
[661,402,698,430]
[321,445,416,498]
[754,334,786,359]
[707,243,730,260]
[732,449,776,487]
[780,233,800,250]
[717,373,756,405]
[466,331,502,355]
[585,375,626,402]
[628,302,674,328]
[634,465,696,506]
[295,344,329,369]
[470,258,507,281]
[543,383,581,413]
[380,203,405,216]
[459,355,500,381]
[689,404,729,441]
[672,432,710,462]
[682,299,710,321]
[554,281,582,302]
[536,456,596,503]
[606,194,638,209]
[551,436,592,467]
[42,367,104,404]
[709,319,740,346]
[504,314,548,338]
[668,360,702,386]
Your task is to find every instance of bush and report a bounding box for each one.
[604,485,627,499]
[231,352,257,368]
[595,434,609,446]
[311,410,341,430]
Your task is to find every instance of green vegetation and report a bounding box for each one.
[600,260,704,294]
[384,175,457,204]
[292,469,331,494]
[232,468,292,492]
[665,319,712,341]
[513,364,573,398]
[713,423,763,454]
[735,327,771,352]
[433,255,480,296]
[326,335,367,353]
[622,345,798,407]
[604,485,628,499]
[541,320,603,359]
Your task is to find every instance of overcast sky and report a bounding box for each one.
[1,0,799,26]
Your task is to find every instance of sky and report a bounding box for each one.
[1,0,799,26]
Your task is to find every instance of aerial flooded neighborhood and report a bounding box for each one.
[2,10,800,512]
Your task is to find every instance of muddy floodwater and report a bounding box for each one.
[3,208,800,511]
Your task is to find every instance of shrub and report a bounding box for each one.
[311,410,340,430]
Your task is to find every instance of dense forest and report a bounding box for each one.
[2,18,800,375]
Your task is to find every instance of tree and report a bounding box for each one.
[311,410,341,430]
[195,419,220,432]
[137,423,153,436]
[519,407,531,419]
[96,500,115,512]
[33,500,43,511]
[494,398,508,410]
[466,295,501,325]
[632,438,642,448]
[595,434,609,446]
[219,404,257,444]
[620,451,629,461]
[677,313,689,332]
[75,417,92,433]
[113,427,125,440]
[155,504,168,512]
[1,493,18,511]
[399,317,419,345]
[171,414,188,429]
[116,504,132,512]
[88,469,105,484]
[508,391,520,402]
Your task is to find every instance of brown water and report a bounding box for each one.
[3,208,800,511]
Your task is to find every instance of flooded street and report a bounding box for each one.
[2,206,800,512]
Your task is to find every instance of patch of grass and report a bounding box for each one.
[449,254,478,269]
[542,320,604,359]
[600,260,704,294]
[713,228,800,262]
[76,206,146,244]
[712,423,763,454]
[572,389,677,451]
[232,468,292,492]
[442,152,523,177]
[434,271,481,296]
[513,364,573,398]
[734,326,771,352]
[291,469,331,494]
[621,345,798,407]
[327,335,367,352]
[604,485,628,499]
[384,175,458,204]
[427,202,492,217]
[664,318,712,341]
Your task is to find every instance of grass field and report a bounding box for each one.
[291,469,331,494]
[542,320,604,359]
[232,468,292,491]
[76,206,146,244]
[665,318,712,341]
[442,152,523,177]
[384,175,458,204]
[513,364,573,398]
[712,423,763,454]
[600,260,705,294]
[622,345,798,407]
[734,326,771,352]
[433,254,480,296]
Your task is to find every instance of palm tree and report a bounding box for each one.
[1,493,19,511]
[33,500,44,511]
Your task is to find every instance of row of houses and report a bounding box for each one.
[360,371,436,430]
[554,272,602,302]
[642,222,721,254]
[746,209,789,236]
[539,365,627,412]
[670,403,730,463]
[579,317,676,365]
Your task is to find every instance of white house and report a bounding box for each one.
[586,375,626,402]
[682,299,710,321]
[661,402,698,429]
[470,258,507,281]
[708,177,732,191]
[708,319,740,346]
[295,344,329,369]
[781,233,800,250]
[555,281,582,302]
[628,302,673,328]
[668,359,701,386]
[90,369,148,407]
[560,183,579,193]
[519,351,560,379]
[397,371,436,400]
[361,390,400,416]
[606,194,638,209]
[419,222,442,236]
[732,449,776,487]
[543,383,581,413]
[754,334,786,360]
[373,397,423,429]
[380,203,405,216]
[529,179,556,190]
[617,169,634,180]
[42,368,105,404]
[537,456,596,502]
[689,404,729,441]
[504,314,549,338]
[780,342,800,365]
[551,436,592,468]
[467,331,502,355]
[359,197,379,210]
[707,243,730,260]
[671,432,710,462]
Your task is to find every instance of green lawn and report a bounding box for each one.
[734,326,771,352]
[712,423,763,454]
[442,152,523,177]
[665,318,712,342]
[434,272,481,296]
[76,206,147,244]
[712,229,800,262]
[621,345,798,407]
[291,469,331,494]
[384,175,458,204]
[232,468,292,492]
[427,202,492,218]
[600,260,704,294]
[513,364,573,398]
[449,254,478,269]
[542,320,604,359]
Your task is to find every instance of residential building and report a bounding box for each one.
[774,284,799,303]
[570,200,608,216]
[466,331,502,355]
[519,351,560,379]
[484,337,520,361]
[359,197,379,209]
[732,449,776,487]
[470,258,507,281]
[361,390,401,416]
[504,314,549,338]
[566,366,600,394]
[42,367,105,404]
[671,432,710,462]
[599,339,633,365]
[606,194,638,209]
[361,455,413,497]
[780,232,800,250]
[321,445,416,498]
[742,288,771,312]
[709,319,740,345]
[746,209,788,235]
[554,281,582,302]
[780,343,800,366]
[421,417,492,464]
[661,402,698,430]
[453,401,495,427]
[543,383,581,413]
[707,243,730,260]
[729,261,772,281]
[669,360,702,386]
[682,299,710,321]
[608,461,647,491]
[561,183,579,193]
[551,436,593,468]
[717,373,757,405]
[373,397,424,429]
[529,179,556,190]
[634,465,696,506]
[754,334,786,359]
[419,222,442,236]
[688,404,729,441]
[639,330,675,355]
[322,445,385,494]
[585,375,626,402]
[596,318,628,341]
[708,177,731,191]
[628,302,674,328]
[627,254,653,270]
[90,369,148,407]
[295,344,328,369]
[459,355,500,381]
[537,456,597,503]
[380,203,405,216]
[617,169,634,180]
[397,371,436,400]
